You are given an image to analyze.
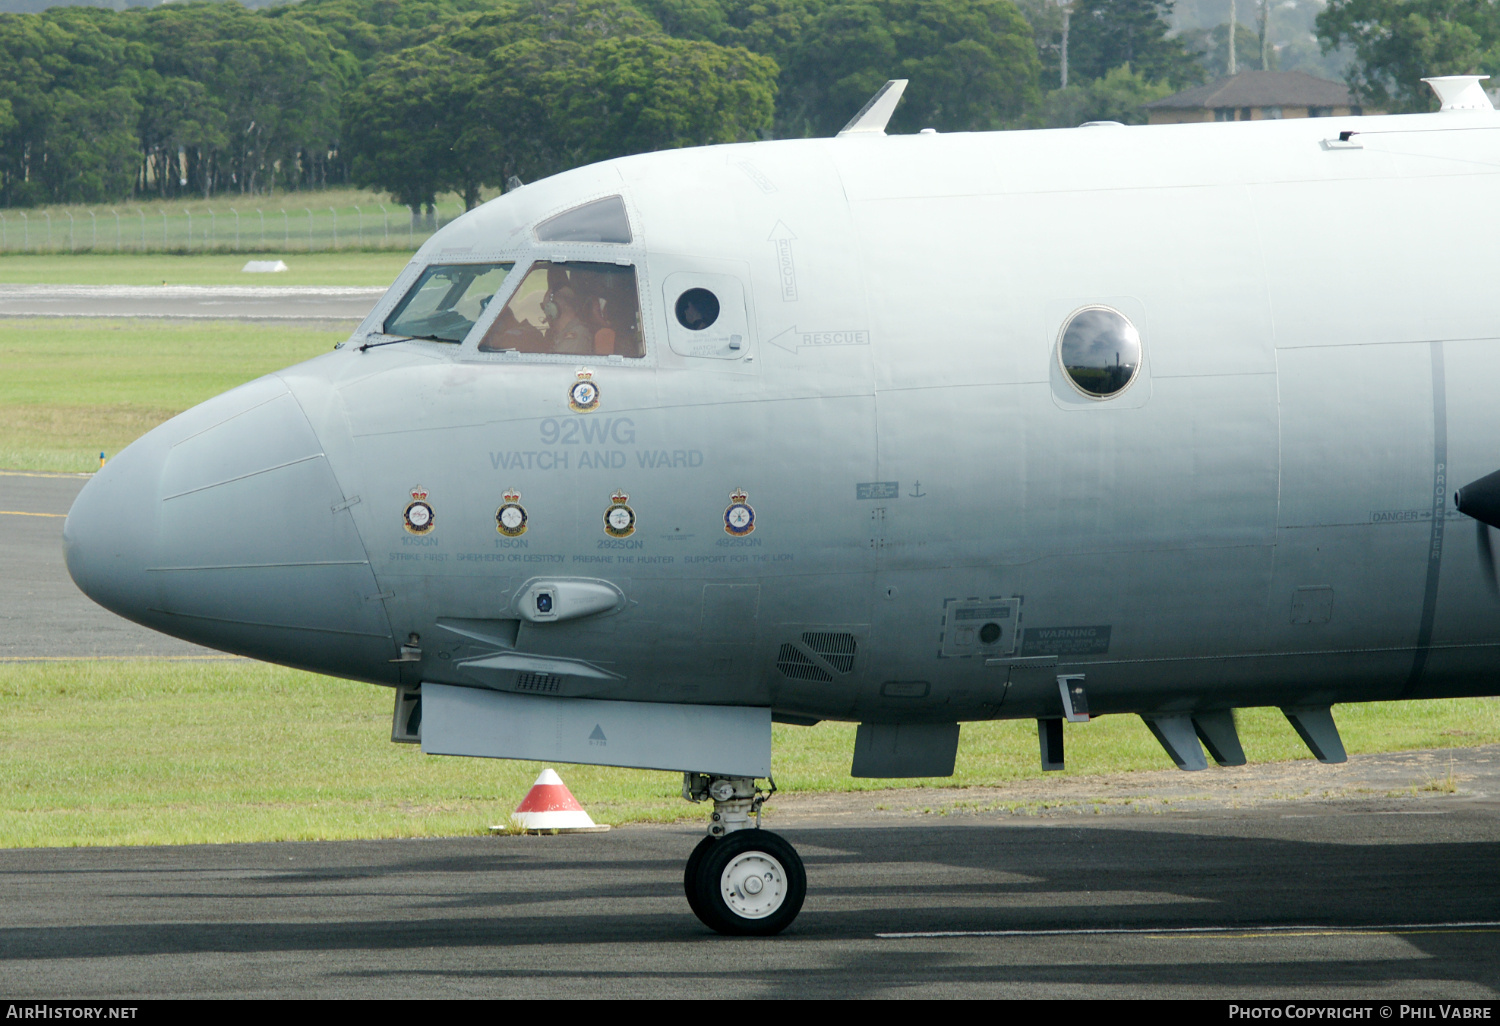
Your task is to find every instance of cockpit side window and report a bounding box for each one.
[383,262,513,342]
[478,261,644,358]
[534,196,632,244]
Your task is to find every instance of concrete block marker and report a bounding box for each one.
[499,768,610,833]
[242,260,288,273]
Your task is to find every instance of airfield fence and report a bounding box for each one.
[0,200,467,254]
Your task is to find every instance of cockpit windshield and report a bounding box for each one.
[478,261,644,358]
[383,262,514,342]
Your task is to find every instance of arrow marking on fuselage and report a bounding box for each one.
[736,162,778,194]
[766,326,871,353]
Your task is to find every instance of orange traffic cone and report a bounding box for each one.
[501,769,610,833]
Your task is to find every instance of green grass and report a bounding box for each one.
[0,186,494,255]
[1,660,1496,848]
[771,699,1500,792]
[0,318,344,472]
[0,252,412,287]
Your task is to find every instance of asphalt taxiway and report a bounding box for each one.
[2,796,1498,998]
[0,284,382,322]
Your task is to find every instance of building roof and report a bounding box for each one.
[1144,70,1353,110]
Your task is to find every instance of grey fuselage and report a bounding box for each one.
[65,108,1500,728]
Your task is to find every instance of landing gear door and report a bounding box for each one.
[661,270,751,361]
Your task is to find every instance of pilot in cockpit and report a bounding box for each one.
[482,306,543,352]
[569,267,622,356]
[541,283,593,355]
[477,259,644,357]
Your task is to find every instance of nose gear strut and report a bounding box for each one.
[681,773,805,935]
[682,773,776,836]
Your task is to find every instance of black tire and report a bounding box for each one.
[689,829,806,936]
[683,835,717,922]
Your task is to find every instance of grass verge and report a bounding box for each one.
[0,252,412,287]
[0,318,344,472]
[2,660,1497,848]
[0,186,495,256]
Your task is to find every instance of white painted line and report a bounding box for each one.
[877,920,1500,940]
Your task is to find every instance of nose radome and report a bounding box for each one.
[64,413,171,623]
[65,375,396,682]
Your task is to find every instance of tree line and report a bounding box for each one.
[0,0,1488,217]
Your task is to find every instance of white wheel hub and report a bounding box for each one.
[720,850,787,919]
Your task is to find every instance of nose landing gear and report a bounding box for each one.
[681,774,806,935]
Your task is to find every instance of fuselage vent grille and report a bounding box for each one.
[515,672,562,693]
[776,643,834,682]
[801,632,857,673]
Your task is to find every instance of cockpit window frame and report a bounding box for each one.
[355,248,525,352]
[380,260,516,344]
[534,194,634,245]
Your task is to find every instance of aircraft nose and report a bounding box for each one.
[63,419,165,622]
[65,375,396,681]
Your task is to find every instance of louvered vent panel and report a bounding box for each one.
[801,632,857,673]
[515,672,562,693]
[775,643,833,682]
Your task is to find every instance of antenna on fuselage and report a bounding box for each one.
[1422,75,1494,111]
[836,79,909,137]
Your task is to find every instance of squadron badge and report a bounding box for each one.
[496,489,528,537]
[724,488,755,536]
[569,368,600,413]
[403,486,435,535]
[603,489,636,538]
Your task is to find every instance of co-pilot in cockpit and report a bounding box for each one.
[478,261,643,357]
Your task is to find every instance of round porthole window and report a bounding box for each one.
[1057,306,1141,398]
[675,288,720,331]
